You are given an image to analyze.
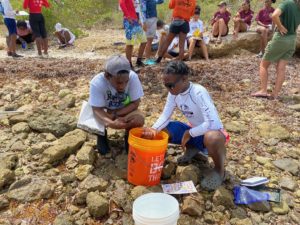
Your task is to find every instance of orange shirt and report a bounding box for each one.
[169,0,196,21]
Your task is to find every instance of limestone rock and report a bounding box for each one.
[231,207,248,219]
[271,201,289,215]
[75,165,93,181]
[28,108,77,137]
[248,201,271,212]
[288,104,300,112]
[0,153,18,170]
[130,186,151,200]
[79,174,109,192]
[225,121,247,133]
[7,178,54,202]
[11,122,30,134]
[10,140,27,151]
[43,129,87,164]
[61,172,76,185]
[212,186,234,209]
[29,142,52,155]
[8,177,32,191]
[73,190,88,205]
[234,218,253,225]
[273,158,299,175]
[226,107,241,118]
[176,165,201,185]
[0,169,15,190]
[53,213,75,225]
[162,162,176,179]
[58,94,76,110]
[257,122,290,140]
[182,194,204,217]
[256,156,271,165]
[58,89,72,99]
[86,192,109,218]
[9,114,29,125]
[279,177,298,191]
[76,143,96,165]
[0,195,9,210]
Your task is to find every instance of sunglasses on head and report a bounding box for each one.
[164,77,182,90]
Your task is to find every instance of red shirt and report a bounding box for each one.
[212,11,231,25]
[23,0,50,13]
[119,0,138,20]
[169,0,196,22]
[239,9,254,26]
[256,7,275,26]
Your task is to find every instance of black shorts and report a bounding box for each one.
[17,33,34,44]
[168,51,179,57]
[169,20,190,34]
[29,13,47,38]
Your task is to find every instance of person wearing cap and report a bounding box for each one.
[119,0,147,68]
[187,5,209,61]
[155,0,196,63]
[211,1,231,44]
[255,0,276,58]
[252,0,300,100]
[23,0,50,57]
[53,23,76,48]
[89,55,145,155]
[2,0,23,57]
[233,0,254,39]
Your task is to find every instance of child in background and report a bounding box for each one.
[54,23,76,48]
[165,36,188,59]
[211,1,231,44]
[255,0,276,57]
[187,5,209,61]
[16,20,35,48]
[233,0,254,39]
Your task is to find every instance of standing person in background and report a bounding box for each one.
[155,0,196,63]
[211,1,231,44]
[23,0,50,57]
[119,0,147,69]
[255,0,276,58]
[1,0,23,57]
[252,0,300,99]
[233,0,254,39]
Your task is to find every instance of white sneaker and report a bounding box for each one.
[257,52,263,58]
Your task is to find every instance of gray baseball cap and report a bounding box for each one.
[105,55,131,76]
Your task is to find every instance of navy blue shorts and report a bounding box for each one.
[166,121,208,155]
[4,18,17,35]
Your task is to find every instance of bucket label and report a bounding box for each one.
[149,155,164,182]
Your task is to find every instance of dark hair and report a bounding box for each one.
[16,20,27,29]
[195,5,201,15]
[271,0,276,3]
[164,61,189,77]
[157,19,165,28]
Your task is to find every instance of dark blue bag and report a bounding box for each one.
[233,186,270,205]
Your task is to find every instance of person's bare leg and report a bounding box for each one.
[188,38,197,60]
[138,42,147,59]
[200,41,209,60]
[212,22,219,38]
[204,130,226,177]
[126,45,134,65]
[42,38,48,54]
[10,34,17,53]
[218,19,227,38]
[7,35,12,53]
[233,20,240,39]
[252,60,271,96]
[156,33,176,62]
[35,37,43,55]
[261,28,268,53]
[272,60,288,98]
[156,35,166,57]
[178,32,187,60]
[145,37,154,59]
[126,114,145,129]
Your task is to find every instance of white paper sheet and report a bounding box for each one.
[162,181,197,195]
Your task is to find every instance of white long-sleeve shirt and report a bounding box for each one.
[152,83,223,137]
[2,0,16,19]
[59,28,76,45]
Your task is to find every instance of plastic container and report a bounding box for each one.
[128,128,168,186]
[133,193,179,225]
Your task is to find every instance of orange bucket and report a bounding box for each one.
[128,128,169,186]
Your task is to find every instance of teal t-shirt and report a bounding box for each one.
[278,0,300,35]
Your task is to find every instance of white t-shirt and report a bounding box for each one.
[2,0,16,19]
[187,19,204,38]
[89,71,144,110]
[152,83,223,137]
[168,36,188,52]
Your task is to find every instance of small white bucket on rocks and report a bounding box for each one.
[132,193,179,225]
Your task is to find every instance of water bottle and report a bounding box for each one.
[21,42,27,49]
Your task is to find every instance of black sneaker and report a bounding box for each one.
[7,52,12,57]
[136,60,145,67]
[12,53,23,58]
[97,130,110,155]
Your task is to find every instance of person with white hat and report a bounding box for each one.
[89,55,145,155]
[54,23,75,48]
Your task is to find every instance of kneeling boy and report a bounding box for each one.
[89,55,144,155]
[143,61,229,190]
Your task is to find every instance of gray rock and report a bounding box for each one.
[10,140,27,151]
[204,213,215,224]
[0,169,15,190]
[28,108,77,137]
[225,121,247,133]
[61,172,76,185]
[9,177,32,191]
[7,178,54,202]
[73,190,88,205]
[86,192,109,218]
[279,177,298,191]
[212,186,234,209]
[248,201,271,212]
[29,142,52,155]
[53,213,75,225]
[257,122,290,140]
[0,195,9,210]
[115,153,128,170]
[43,129,87,164]
[176,165,200,185]
[226,107,241,118]
[11,122,30,134]
[76,143,95,165]
[9,114,29,125]
[0,153,18,170]
[273,158,299,175]
[182,193,204,217]
[75,165,93,181]
[231,207,248,219]
[79,174,109,192]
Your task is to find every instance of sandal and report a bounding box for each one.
[177,147,200,166]
[201,169,226,191]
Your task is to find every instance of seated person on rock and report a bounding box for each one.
[255,0,276,57]
[211,1,231,44]
[152,20,168,55]
[89,55,145,155]
[233,0,254,39]
[164,36,188,60]
[187,5,209,61]
[54,23,76,48]
[143,61,229,190]
[16,20,35,47]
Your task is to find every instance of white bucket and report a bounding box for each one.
[132,193,180,225]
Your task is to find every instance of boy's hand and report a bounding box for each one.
[142,127,158,139]
[278,25,287,35]
[181,130,191,151]
[109,118,127,129]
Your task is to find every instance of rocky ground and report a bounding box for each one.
[0,28,300,225]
